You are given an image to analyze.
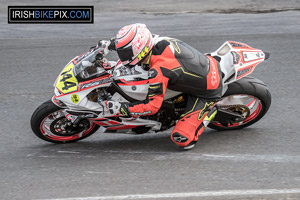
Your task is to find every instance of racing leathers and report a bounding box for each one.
[117,36,223,148]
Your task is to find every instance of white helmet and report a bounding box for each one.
[115,23,153,66]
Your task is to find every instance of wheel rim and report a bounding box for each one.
[213,94,263,127]
[40,110,96,142]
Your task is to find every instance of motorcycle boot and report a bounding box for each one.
[171,96,216,149]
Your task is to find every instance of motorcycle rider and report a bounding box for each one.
[102,23,223,150]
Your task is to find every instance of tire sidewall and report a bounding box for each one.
[208,76,271,130]
[31,100,99,143]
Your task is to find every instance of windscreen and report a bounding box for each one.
[73,47,106,81]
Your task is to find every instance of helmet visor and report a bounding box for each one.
[117,45,134,63]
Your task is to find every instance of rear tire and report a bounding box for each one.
[208,76,271,131]
[31,100,99,143]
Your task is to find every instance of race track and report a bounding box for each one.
[0,5,300,200]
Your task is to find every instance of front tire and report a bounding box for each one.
[208,76,271,131]
[31,100,99,143]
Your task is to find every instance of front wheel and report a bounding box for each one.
[208,76,271,131]
[31,100,99,143]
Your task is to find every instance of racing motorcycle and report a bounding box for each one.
[31,40,271,143]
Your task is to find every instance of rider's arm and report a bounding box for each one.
[121,67,169,117]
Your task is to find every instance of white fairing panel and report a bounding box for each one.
[114,64,149,81]
[119,84,149,101]
[55,83,112,111]
[164,89,182,100]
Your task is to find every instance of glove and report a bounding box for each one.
[119,102,130,117]
[101,101,130,117]
[108,38,116,51]
[96,40,111,56]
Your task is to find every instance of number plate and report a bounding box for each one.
[56,63,78,94]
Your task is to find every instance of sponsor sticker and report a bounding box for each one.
[71,94,80,104]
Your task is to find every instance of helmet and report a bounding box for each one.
[115,23,153,66]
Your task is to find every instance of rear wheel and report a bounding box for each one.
[208,76,271,131]
[31,100,99,143]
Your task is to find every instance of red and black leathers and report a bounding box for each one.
[122,37,223,147]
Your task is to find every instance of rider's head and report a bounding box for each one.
[115,23,153,67]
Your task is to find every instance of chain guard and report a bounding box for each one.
[215,104,250,123]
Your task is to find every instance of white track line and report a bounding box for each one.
[41,189,300,200]
[103,150,300,163]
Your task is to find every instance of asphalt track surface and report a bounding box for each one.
[0,9,300,200]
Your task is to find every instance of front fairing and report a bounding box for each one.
[54,47,107,95]
[52,48,114,110]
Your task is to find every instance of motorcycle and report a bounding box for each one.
[31,40,271,143]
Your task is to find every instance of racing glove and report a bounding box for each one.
[119,102,130,117]
[91,38,115,56]
[108,38,116,51]
[96,40,111,56]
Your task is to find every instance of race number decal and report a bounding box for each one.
[56,63,78,94]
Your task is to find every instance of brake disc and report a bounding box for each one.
[50,117,89,136]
